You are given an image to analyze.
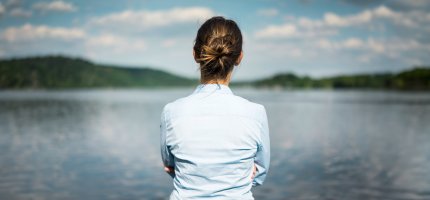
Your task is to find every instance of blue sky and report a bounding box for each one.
[0,0,429,80]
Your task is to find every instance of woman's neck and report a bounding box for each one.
[200,73,232,86]
[200,79,229,86]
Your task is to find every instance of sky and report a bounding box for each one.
[0,0,429,80]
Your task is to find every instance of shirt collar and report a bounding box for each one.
[192,83,234,95]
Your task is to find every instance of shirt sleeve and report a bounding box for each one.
[252,105,271,187]
[160,104,175,178]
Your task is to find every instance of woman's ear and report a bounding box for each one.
[193,49,198,63]
[235,51,243,66]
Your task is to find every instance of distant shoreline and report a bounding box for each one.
[1,55,429,90]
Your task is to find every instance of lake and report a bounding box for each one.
[0,88,429,200]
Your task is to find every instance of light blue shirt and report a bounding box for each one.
[160,83,270,200]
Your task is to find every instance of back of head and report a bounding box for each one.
[193,16,243,82]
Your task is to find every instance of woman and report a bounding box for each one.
[160,16,270,199]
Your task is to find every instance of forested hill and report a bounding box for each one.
[0,55,429,90]
[0,56,197,89]
[236,67,430,90]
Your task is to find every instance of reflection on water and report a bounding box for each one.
[0,89,429,200]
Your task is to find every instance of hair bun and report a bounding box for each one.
[202,35,233,61]
[193,16,243,81]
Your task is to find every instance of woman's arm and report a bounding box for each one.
[160,105,175,178]
[252,106,271,187]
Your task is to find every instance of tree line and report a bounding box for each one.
[0,55,429,90]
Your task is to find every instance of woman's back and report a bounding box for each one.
[160,16,270,200]
[161,84,269,199]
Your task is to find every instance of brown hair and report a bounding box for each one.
[193,16,243,82]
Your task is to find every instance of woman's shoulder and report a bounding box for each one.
[161,95,194,116]
[231,95,267,121]
[162,93,266,120]
[231,94,265,109]
[224,94,267,122]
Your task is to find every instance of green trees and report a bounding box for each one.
[0,55,197,89]
[0,55,428,90]
[245,68,430,90]
[391,68,430,90]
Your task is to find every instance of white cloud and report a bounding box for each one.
[33,0,77,12]
[323,10,372,27]
[84,5,429,79]
[83,35,147,64]
[255,22,337,39]
[162,39,177,47]
[1,24,85,42]
[86,34,123,47]
[0,0,31,18]
[255,24,297,38]
[367,38,385,53]
[317,37,430,56]
[0,3,5,15]
[317,39,334,50]
[342,38,365,49]
[9,8,32,17]
[320,5,429,28]
[257,8,279,17]
[340,38,384,53]
[88,7,215,31]
[83,6,216,68]
[300,5,397,28]
[373,5,395,17]
[317,37,382,52]
[85,34,146,53]
[1,4,428,79]
[245,32,430,78]
[5,0,21,8]
[254,5,430,40]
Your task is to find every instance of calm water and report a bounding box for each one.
[0,88,429,200]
